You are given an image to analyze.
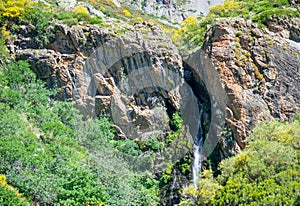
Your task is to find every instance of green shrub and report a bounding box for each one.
[144,135,164,151]
[56,11,103,26]
[0,60,110,205]
[0,184,30,206]
[180,116,300,205]
[112,139,142,156]
[57,168,108,205]
[22,4,54,47]
[159,162,174,185]
[0,33,9,62]
[293,113,300,122]
[76,119,159,206]
[170,112,183,130]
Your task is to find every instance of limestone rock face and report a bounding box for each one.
[201,18,300,148]
[120,0,224,22]
[11,15,300,153]
[15,21,184,140]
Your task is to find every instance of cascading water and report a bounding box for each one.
[183,65,211,190]
[192,104,204,188]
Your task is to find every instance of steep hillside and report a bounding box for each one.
[0,0,299,205]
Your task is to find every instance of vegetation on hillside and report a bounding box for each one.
[0,58,160,205]
[173,0,300,52]
[0,0,299,205]
[178,117,300,205]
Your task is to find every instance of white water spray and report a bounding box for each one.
[192,104,204,188]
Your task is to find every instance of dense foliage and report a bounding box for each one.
[179,117,300,205]
[0,60,160,205]
[0,0,55,48]
[0,0,299,205]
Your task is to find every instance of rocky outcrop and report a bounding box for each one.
[15,21,186,141]
[13,15,300,151]
[120,0,224,22]
[12,12,300,152]
[200,18,300,148]
[289,0,300,11]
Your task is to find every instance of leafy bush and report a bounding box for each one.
[76,119,160,206]
[179,117,300,205]
[55,11,103,26]
[0,175,30,206]
[249,120,300,152]
[170,112,183,130]
[73,5,89,14]
[0,61,109,205]
[293,113,300,122]
[180,170,221,205]
[113,139,142,156]
[123,9,131,17]
[22,4,54,48]
[144,135,164,152]
[0,33,9,63]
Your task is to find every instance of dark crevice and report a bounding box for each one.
[183,62,211,134]
[183,61,226,176]
[183,62,210,104]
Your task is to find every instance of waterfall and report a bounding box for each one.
[192,104,204,188]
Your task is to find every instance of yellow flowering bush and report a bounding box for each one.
[73,5,89,14]
[0,174,22,197]
[172,16,199,45]
[122,9,131,17]
[234,152,251,165]
[0,0,35,19]
[181,170,221,205]
[1,24,10,40]
[180,15,198,31]
[135,16,143,21]
[100,6,106,12]
[2,6,24,17]
[0,175,8,187]
[209,1,243,17]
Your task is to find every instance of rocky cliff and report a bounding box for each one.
[4,3,299,205]
[199,17,300,149]
[2,0,300,205]
[15,21,187,142]
[12,9,300,157]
